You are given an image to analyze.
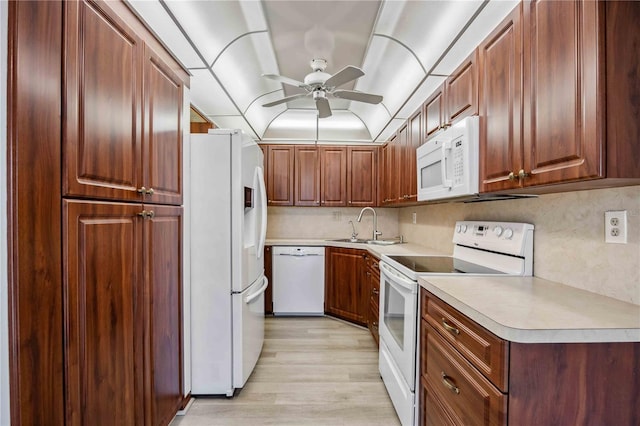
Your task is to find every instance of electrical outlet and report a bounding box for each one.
[412,212,417,224]
[605,210,627,244]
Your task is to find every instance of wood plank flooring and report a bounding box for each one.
[172,316,401,425]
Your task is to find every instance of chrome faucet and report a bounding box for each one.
[357,207,382,241]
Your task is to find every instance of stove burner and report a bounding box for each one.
[387,255,506,275]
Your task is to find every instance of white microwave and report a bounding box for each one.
[417,116,479,201]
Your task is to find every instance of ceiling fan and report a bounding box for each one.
[262,59,383,118]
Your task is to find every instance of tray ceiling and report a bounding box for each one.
[127,0,519,143]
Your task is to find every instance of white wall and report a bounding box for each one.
[1,0,11,423]
[399,185,640,305]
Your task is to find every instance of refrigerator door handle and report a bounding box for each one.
[245,276,269,304]
[255,166,268,258]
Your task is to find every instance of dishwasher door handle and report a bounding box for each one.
[277,253,321,257]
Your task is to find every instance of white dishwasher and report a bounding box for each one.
[272,246,325,315]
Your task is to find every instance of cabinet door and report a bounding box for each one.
[446,50,478,124]
[266,145,294,206]
[407,110,422,201]
[143,205,183,426]
[143,47,184,205]
[325,248,366,325]
[397,124,410,202]
[347,147,377,206]
[64,0,143,202]
[424,84,446,140]
[478,4,523,192]
[294,146,320,206]
[63,200,144,426]
[264,246,273,314]
[320,146,347,206]
[522,0,603,186]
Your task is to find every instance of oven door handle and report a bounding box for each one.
[379,262,417,293]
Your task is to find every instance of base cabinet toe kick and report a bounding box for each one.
[419,289,640,426]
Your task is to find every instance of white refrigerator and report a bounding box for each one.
[190,129,268,396]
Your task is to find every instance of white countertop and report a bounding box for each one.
[419,275,640,344]
[265,238,447,259]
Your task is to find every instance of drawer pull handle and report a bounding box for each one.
[441,318,460,335]
[441,372,460,394]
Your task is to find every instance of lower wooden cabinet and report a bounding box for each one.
[63,200,183,425]
[419,289,640,426]
[324,247,367,326]
[364,253,381,345]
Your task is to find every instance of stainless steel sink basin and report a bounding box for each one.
[366,239,401,245]
[328,238,369,243]
[328,238,402,245]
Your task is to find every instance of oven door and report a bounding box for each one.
[379,261,418,390]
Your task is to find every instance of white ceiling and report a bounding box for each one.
[127,0,519,143]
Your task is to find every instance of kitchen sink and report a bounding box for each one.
[328,238,370,243]
[328,238,402,245]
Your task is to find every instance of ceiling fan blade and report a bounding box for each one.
[333,89,383,104]
[315,97,332,118]
[324,66,365,89]
[262,73,309,89]
[262,93,308,107]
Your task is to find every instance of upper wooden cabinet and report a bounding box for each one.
[143,47,184,205]
[424,51,479,142]
[294,146,321,206]
[480,1,640,193]
[264,144,378,207]
[266,145,295,206]
[321,146,348,206]
[522,0,602,187]
[479,3,523,193]
[347,146,377,206]
[64,0,184,205]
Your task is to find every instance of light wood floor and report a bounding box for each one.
[172,316,401,425]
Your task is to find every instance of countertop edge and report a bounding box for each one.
[420,280,640,344]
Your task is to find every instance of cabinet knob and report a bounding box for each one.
[145,187,155,195]
[137,186,147,194]
[518,169,529,180]
[508,172,516,181]
[348,201,352,204]
[137,210,155,219]
[372,288,379,295]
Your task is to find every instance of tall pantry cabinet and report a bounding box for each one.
[7,1,188,424]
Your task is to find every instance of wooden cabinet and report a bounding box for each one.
[263,144,378,207]
[347,146,377,206]
[320,146,347,206]
[143,48,184,205]
[294,146,320,206]
[424,51,478,142]
[264,246,273,314]
[64,0,183,205]
[478,4,523,193]
[63,201,144,426]
[480,1,640,193]
[424,86,446,141]
[364,253,380,345]
[266,145,295,206]
[419,289,640,426]
[144,206,183,426]
[324,247,367,326]
[381,134,400,205]
[64,201,183,425]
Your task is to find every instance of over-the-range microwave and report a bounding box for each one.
[417,116,479,202]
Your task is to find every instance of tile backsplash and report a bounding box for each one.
[267,207,399,241]
[398,185,640,305]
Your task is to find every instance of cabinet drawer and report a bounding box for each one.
[423,290,508,392]
[421,376,458,426]
[424,323,507,426]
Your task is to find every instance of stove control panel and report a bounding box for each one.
[452,221,534,257]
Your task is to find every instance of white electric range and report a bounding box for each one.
[378,221,534,426]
